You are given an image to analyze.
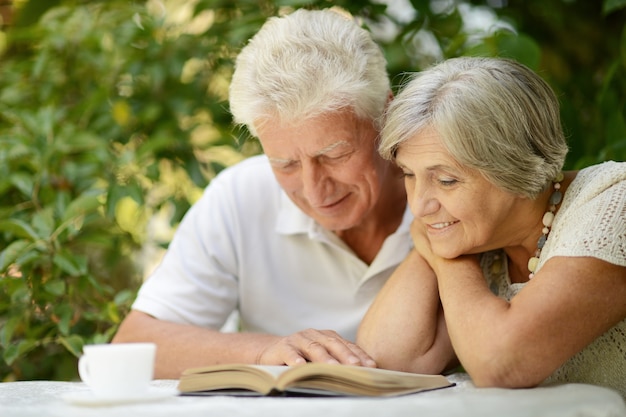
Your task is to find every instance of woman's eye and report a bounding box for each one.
[402,171,414,178]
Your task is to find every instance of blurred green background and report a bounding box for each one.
[0,0,624,381]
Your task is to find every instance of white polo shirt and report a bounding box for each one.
[132,155,412,342]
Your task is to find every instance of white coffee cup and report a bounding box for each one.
[78,343,156,398]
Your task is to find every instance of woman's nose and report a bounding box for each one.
[408,184,440,218]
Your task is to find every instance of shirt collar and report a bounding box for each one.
[275,191,315,235]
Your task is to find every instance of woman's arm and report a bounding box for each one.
[357,249,457,374]
[428,252,626,388]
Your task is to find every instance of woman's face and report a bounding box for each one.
[395,127,523,258]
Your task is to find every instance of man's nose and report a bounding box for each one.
[301,161,329,206]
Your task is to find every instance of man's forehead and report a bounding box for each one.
[313,141,351,156]
[267,140,351,164]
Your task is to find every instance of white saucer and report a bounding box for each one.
[62,387,179,406]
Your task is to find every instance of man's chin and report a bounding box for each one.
[321,223,355,233]
[316,217,361,233]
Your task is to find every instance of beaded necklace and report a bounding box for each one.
[527,172,564,279]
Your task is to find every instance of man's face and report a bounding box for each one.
[257,110,388,232]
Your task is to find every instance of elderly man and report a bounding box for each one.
[113,8,409,378]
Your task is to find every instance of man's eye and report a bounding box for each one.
[438,178,458,186]
[324,153,350,163]
[272,161,298,171]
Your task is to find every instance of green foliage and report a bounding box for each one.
[0,0,624,381]
[466,0,626,168]
[0,1,257,381]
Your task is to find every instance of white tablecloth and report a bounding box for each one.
[1,374,624,417]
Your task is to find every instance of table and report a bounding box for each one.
[1,373,624,417]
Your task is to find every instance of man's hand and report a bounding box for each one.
[256,329,377,367]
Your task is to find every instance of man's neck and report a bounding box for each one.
[336,175,407,264]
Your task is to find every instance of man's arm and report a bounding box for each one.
[113,310,376,379]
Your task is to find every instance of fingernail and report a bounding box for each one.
[348,356,360,364]
[327,358,340,364]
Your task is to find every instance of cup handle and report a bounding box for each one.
[78,355,91,386]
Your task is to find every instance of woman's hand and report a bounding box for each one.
[409,220,437,267]
[410,220,480,275]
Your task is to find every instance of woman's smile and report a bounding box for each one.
[428,220,459,230]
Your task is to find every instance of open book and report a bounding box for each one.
[177,363,454,397]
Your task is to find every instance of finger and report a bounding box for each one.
[293,332,340,365]
[336,341,377,368]
[282,352,308,366]
[256,338,308,366]
[317,331,377,367]
[296,330,376,367]
[259,333,345,367]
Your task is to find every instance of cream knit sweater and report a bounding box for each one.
[481,161,626,397]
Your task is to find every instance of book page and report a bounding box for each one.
[275,363,452,396]
[178,364,289,394]
[179,363,453,397]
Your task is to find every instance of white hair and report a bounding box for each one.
[229,8,390,136]
[380,57,568,198]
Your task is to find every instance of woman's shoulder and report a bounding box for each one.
[562,161,625,211]
[570,161,626,193]
[546,161,626,265]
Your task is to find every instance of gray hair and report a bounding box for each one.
[229,8,390,136]
[380,57,569,199]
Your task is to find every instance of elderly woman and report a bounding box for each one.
[357,57,626,397]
